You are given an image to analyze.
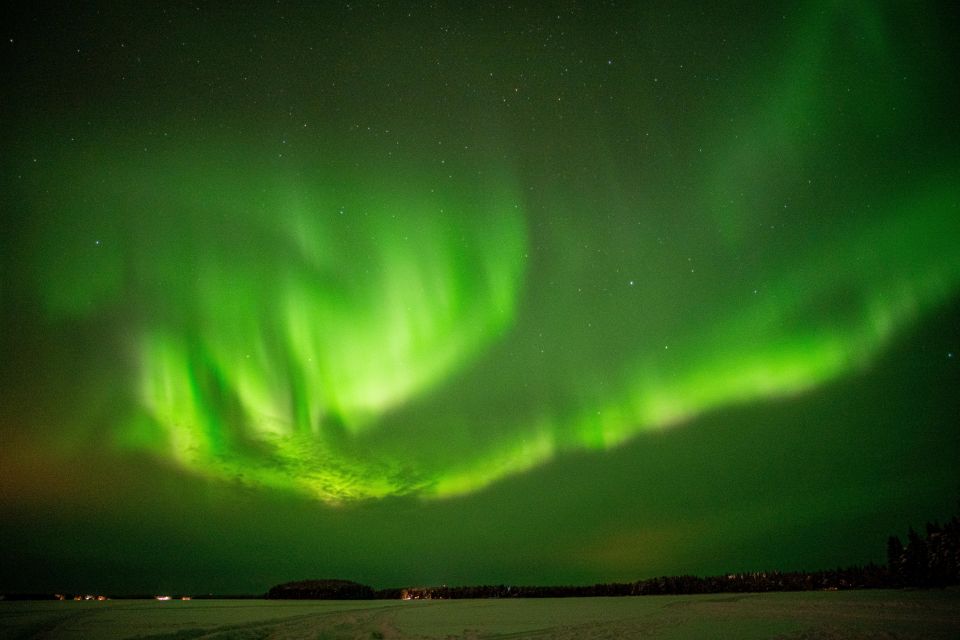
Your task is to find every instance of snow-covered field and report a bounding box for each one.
[2,590,958,639]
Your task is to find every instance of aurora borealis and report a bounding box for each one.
[2,1,959,594]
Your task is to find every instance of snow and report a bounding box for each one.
[1,590,958,639]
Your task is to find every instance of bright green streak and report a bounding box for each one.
[105,159,527,501]
[429,175,960,498]
[26,1,960,503]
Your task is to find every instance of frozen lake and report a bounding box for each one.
[2,590,959,639]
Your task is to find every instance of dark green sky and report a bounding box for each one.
[2,1,958,594]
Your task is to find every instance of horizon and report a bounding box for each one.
[2,1,958,597]
[5,511,953,598]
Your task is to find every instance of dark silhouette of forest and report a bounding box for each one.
[269,513,960,600]
[267,579,374,600]
[6,512,957,600]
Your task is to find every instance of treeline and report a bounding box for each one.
[267,579,374,600]
[391,565,894,600]
[389,515,959,600]
[270,513,960,600]
[16,514,956,601]
[886,515,960,588]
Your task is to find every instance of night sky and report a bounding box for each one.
[2,1,959,595]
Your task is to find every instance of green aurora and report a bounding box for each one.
[2,1,959,593]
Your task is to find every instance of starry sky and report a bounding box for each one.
[2,1,959,595]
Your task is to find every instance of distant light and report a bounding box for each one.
[155,595,172,601]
